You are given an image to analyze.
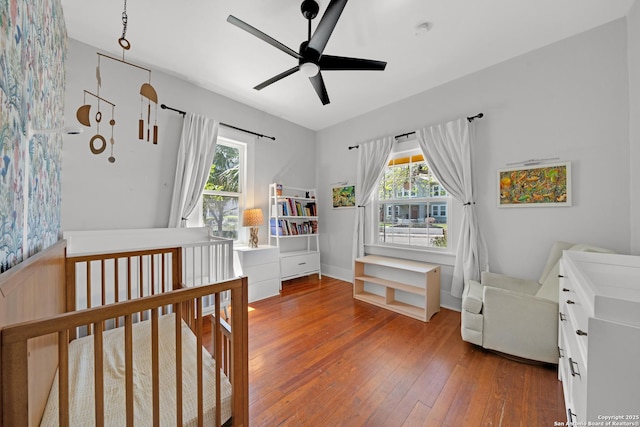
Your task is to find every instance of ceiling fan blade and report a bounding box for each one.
[254,66,300,91]
[307,0,348,55]
[227,15,302,60]
[319,55,387,71]
[309,72,330,105]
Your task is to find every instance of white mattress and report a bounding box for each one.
[40,313,232,426]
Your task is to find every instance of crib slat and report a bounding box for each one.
[200,245,205,285]
[196,297,204,427]
[151,254,156,297]
[214,293,222,426]
[58,331,70,427]
[127,256,133,301]
[151,308,160,426]
[93,321,105,427]
[139,255,144,321]
[175,303,184,425]
[114,258,120,327]
[86,262,92,334]
[101,259,106,307]
[125,314,134,427]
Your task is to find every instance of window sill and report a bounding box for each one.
[364,244,456,267]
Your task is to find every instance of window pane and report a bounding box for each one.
[377,153,449,249]
[378,202,447,248]
[205,144,240,193]
[203,194,238,239]
[412,162,430,197]
[379,159,447,200]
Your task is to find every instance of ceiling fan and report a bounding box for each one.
[227,0,387,105]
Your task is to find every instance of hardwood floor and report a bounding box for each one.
[211,275,566,426]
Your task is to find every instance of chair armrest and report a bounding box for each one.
[481,271,540,295]
[461,279,484,314]
[482,286,559,363]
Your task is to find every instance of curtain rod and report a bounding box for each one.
[347,112,484,150]
[160,104,276,141]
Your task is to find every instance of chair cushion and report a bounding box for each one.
[538,241,574,284]
[535,262,560,302]
[535,244,614,302]
[462,279,484,314]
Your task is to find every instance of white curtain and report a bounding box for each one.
[352,137,395,260]
[168,112,219,228]
[417,118,488,298]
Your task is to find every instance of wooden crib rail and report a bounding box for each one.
[1,276,248,427]
[65,246,183,313]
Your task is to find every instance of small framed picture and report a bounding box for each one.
[497,162,571,207]
[332,184,356,209]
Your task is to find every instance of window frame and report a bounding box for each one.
[186,136,248,243]
[373,141,452,252]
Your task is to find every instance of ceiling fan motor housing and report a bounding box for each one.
[299,41,321,65]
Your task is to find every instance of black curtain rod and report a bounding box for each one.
[348,112,484,150]
[160,104,276,141]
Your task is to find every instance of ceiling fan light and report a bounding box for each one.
[300,62,320,77]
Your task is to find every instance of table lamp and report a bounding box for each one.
[242,208,264,248]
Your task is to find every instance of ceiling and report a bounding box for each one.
[61,0,633,131]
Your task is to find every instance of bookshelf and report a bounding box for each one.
[354,255,440,322]
[269,183,321,281]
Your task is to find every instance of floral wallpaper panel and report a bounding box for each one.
[0,0,67,273]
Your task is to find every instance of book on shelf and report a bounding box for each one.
[270,218,318,236]
[269,218,283,236]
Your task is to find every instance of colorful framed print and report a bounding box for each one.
[332,184,356,209]
[497,162,571,207]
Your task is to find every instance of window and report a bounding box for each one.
[200,138,245,240]
[375,150,450,249]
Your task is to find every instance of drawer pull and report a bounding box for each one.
[562,288,570,292]
[576,329,588,336]
[558,345,564,358]
[566,300,575,304]
[559,312,566,321]
[558,274,565,278]
[569,357,581,377]
[298,262,307,266]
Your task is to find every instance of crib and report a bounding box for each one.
[0,235,247,426]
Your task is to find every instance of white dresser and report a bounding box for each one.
[558,251,640,425]
[234,245,281,303]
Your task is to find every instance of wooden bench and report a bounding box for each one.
[353,255,440,322]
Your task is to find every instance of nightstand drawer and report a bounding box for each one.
[235,246,280,266]
[243,262,280,282]
[248,277,280,302]
[281,252,320,278]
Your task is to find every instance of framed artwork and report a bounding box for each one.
[497,162,571,207]
[332,184,356,209]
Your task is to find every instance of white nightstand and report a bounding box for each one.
[234,245,281,303]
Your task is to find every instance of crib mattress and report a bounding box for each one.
[40,313,232,426]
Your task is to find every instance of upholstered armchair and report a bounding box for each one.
[461,242,613,364]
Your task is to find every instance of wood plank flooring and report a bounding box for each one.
[208,275,566,426]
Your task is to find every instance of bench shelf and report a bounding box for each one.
[353,255,440,322]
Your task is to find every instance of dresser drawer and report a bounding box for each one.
[281,252,320,278]
[560,322,588,416]
[248,277,280,303]
[243,262,280,283]
[235,246,280,267]
[560,276,590,354]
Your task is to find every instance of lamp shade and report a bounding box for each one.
[242,208,264,227]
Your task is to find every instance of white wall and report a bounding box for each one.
[629,0,640,255]
[62,39,316,247]
[316,19,631,306]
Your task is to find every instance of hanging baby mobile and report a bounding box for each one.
[75,0,159,163]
